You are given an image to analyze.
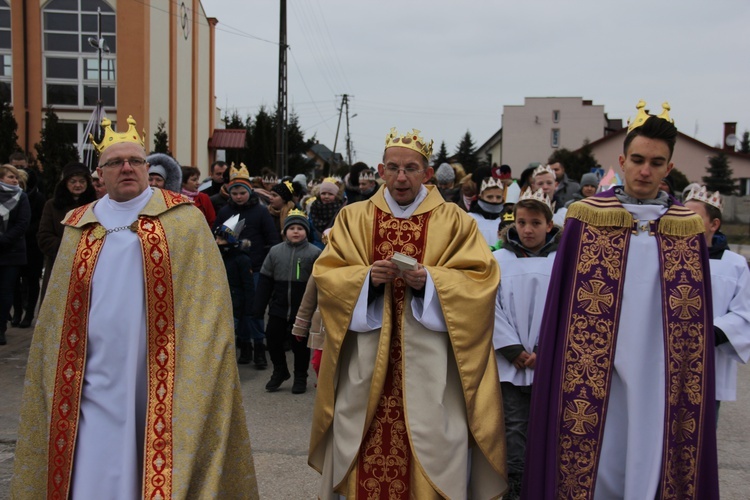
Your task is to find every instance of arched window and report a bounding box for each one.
[42,0,116,108]
[0,0,11,103]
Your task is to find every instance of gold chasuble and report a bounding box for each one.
[310,185,507,499]
[11,188,258,499]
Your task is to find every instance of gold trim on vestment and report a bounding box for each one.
[46,224,105,499]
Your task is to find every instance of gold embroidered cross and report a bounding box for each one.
[669,285,702,320]
[563,399,599,435]
[577,279,614,315]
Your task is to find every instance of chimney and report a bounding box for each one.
[724,122,737,153]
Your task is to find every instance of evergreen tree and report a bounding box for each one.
[153,118,171,155]
[667,167,689,194]
[286,112,316,176]
[432,141,449,167]
[455,131,478,173]
[35,108,80,198]
[223,110,250,168]
[740,131,750,154]
[702,151,735,195]
[247,106,275,175]
[0,99,20,163]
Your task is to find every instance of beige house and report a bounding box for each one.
[6,0,219,172]
[476,97,622,172]
[584,126,750,194]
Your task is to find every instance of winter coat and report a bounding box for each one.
[213,191,282,272]
[252,240,321,322]
[219,244,254,318]
[0,191,31,266]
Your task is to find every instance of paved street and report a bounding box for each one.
[1,323,749,498]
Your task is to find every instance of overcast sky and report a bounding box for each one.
[207,0,750,168]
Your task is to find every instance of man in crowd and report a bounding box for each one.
[524,101,718,498]
[548,154,580,206]
[11,116,258,499]
[310,128,507,498]
[199,160,229,196]
[356,169,379,200]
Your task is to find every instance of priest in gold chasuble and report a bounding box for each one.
[11,117,258,499]
[310,128,507,499]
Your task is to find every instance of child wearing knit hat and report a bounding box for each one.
[308,178,344,249]
[252,210,321,394]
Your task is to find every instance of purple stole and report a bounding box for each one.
[523,191,719,499]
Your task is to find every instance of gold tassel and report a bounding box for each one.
[567,200,633,228]
[657,213,705,237]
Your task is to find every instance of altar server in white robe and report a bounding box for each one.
[684,185,750,422]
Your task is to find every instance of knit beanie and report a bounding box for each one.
[148,164,166,180]
[319,180,339,196]
[283,210,310,237]
[435,163,455,183]
[272,180,295,202]
[580,172,599,187]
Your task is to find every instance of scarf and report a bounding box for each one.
[268,201,296,231]
[309,198,343,233]
[0,181,22,232]
[181,188,199,201]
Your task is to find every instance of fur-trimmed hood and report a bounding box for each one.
[500,223,562,257]
[146,153,183,193]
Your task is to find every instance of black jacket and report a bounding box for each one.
[0,192,31,266]
[219,244,255,318]
[214,191,282,272]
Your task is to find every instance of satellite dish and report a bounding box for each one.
[726,134,738,147]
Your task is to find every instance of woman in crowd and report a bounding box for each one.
[37,163,96,303]
[0,164,31,345]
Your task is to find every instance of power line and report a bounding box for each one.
[289,49,335,134]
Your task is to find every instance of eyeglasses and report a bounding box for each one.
[383,165,424,176]
[99,157,147,169]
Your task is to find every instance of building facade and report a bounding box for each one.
[6,0,217,171]
[476,97,622,171]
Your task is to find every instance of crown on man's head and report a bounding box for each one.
[519,187,553,211]
[359,170,377,182]
[480,177,503,193]
[532,164,555,178]
[684,185,722,212]
[627,100,674,133]
[384,128,434,160]
[90,116,145,154]
[229,162,251,181]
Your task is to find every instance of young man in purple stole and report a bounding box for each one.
[523,101,719,499]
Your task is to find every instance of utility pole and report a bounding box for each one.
[276,0,288,177]
[331,94,349,174]
[344,96,353,166]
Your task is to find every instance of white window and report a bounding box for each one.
[551,129,560,148]
[0,0,11,103]
[43,0,116,109]
[553,110,560,123]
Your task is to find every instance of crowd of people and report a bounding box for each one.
[3,101,750,499]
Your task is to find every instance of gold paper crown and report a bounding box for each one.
[359,171,377,182]
[323,176,342,184]
[90,115,145,154]
[627,100,673,132]
[282,180,295,194]
[519,187,552,210]
[532,164,555,178]
[384,128,434,160]
[684,185,722,212]
[480,177,503,193]
[502,212,515,222]
[287,208,307,218]
[229,162,251,181]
